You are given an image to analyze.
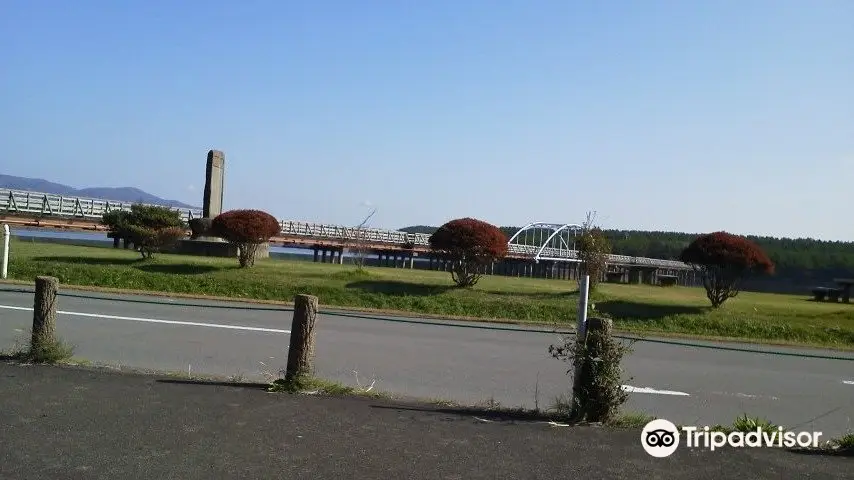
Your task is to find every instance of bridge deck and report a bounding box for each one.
[1,188,690,270]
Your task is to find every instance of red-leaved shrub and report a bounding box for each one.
[211,209,281,267]
[680,231,774,307]
[429,217,508,287]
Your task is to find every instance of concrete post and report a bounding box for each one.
[203,149,225,219]
[285,294,319,381]
[1,224,9,279]
[32,276,59,352]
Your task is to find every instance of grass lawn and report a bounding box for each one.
[4,239,854,349]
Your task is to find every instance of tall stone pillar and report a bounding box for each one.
[203,149,225,218]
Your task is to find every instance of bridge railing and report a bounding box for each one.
[1,187,689,269]
[505,243,687,268]
[278,221,429,245]
[607,254,688,268]
[1,188,202,223]
[277,223,689,268]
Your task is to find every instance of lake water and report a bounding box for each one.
[7,228,317,257]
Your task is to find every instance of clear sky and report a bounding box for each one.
[1,1,851,240]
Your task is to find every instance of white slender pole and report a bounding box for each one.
[2,224,9,279]
[576,274,590,337]
[570,274,591,413]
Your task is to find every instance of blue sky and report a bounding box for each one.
[1,1,851,240]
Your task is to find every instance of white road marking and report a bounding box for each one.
[0,304,290,334]
[621,385,690,396]
[844,380,854,385]
[710,391,779,401]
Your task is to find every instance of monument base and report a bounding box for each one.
[173,240,271,260]
[174,239,239,258]
[249,242,270,260]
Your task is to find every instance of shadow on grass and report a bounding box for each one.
[32,256,139,266]
[346,280,455,297]
[135,264,221,275]
[370,404,570,424]
[596,300,707,320]
[155,378,271,390]
[32,255,222,275]
[482,290,579,300]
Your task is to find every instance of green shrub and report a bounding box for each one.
[549,320,633,423]
[102,204,186,259]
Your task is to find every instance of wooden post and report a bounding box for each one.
[32,276,59,350]
[285,294,319,381]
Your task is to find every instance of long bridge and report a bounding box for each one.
[0,187,696,285]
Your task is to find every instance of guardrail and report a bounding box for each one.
[1,188,690,269]
[1,188,203,223]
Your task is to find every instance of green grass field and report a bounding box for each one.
[4,239,854,349]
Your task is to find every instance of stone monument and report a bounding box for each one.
[203,149,225,219]
[175,149,270,259]
[175,149,238,257]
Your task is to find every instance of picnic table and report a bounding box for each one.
[811,279,854,303]
[833,278,854,303]
[812,287,842,302]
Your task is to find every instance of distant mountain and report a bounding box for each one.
[0,174,199,209]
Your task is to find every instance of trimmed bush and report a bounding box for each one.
[429,217,508,287]
[211,209,280,267]
[680,231,774,308]
[102,204,186,259]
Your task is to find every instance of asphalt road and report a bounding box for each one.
[2,363,850,480]
[1,286,853,438]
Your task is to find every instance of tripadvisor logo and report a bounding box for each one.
[641,419,680,458]
[641,418,822,457]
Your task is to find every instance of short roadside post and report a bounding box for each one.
[2,224,10,279]
[32,276,59,354]
[285,294,319,382]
